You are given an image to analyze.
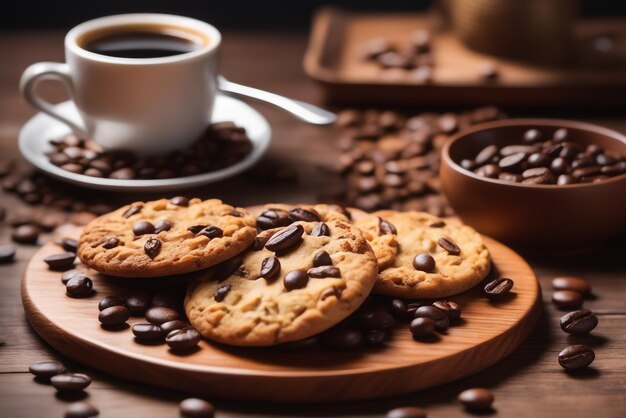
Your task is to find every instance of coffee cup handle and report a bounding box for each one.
[20,62,89,137]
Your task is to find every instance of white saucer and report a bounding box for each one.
[18,95,271,192]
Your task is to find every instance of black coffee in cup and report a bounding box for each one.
[80,24,207,59]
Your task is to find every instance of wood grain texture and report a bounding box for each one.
[305,9,626,106]
[22,225,540,402]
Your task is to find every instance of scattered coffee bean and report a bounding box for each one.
[98,295,124,311]
[0,244,16,263]
[166,327,201,351]
[552,276,591,296]
[438,237,460,255]
[363,329,387,346]
[414,306,449,332]
[43,252,76,271]
[311,222,330,237]
[122,205,142,218]
[260,256,281,280]
[308,266,341,278]
[265,224,304,252]
[284,269,309,291]
[132,323,164,341]
[66,276,93,298]
[321,328,363,350]
[484,278,514,300]
[55,237,78,253]
[390,299,412,320]
[125,292,151,316]
[133,220,155,236]
[179,398,215,418]
[51,373,92,392]
[102,237,120,249]
[313,250,333,267]
[560,309,598,335]
[170,196,190,207]
[406,301,429,317]
[29,360,66,380]
[410,317,436,339]
[256,209,290,230]
[214,284,231,302]
[200,225,223,239]
[358,309,395,330]
[387,406,427,418]
[458,388,494,410]
[98,306,130,327]
[432,300,461,321]
[558,344,595,370]
[413,253,435,272]
[153,219,173,234]
[64,401,99,418]
[379,217,397,235]
[289,207,321,222]
[160,320,188,335]
[145,307,180,325]
[552,290,583,310]
[144,237,161,258]
[12,224,39,244]
[62,269,84,284]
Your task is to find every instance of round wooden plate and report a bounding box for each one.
[22,224,541,402]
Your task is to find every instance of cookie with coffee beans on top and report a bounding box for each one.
[77,198,256,277]
[348,207,399,270]
[372,210,490,299]
[184,219,378,346]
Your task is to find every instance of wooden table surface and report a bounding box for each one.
[1,30,625,418]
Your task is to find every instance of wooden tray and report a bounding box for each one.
[304,8,626,107]
[22,224,541,402]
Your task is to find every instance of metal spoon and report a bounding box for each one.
[218,76,337,125]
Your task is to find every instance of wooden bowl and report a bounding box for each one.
[440,119,626,253]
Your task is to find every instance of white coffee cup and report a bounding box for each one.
[20,14,221,155]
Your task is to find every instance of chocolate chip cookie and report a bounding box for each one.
[373,210,491,299]
[184,219,378,346]
[349,207,399,270]
[78,198,257,278]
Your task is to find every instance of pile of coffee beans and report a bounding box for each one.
[551,275,598,372]
[29,359,98,417]
[462,128,626,185]
[329,106,506,214]
[46,121,252,180]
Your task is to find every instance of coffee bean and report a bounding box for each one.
[321,328,363,350]
[308,266,341,278]
[256,209,290,230]
[552,276,591,296]
[0,244,16,263]
[523,129,542,143]
[51,373,92,392]
[475,164,501,179]
[99,306,130,327]
[44,252,76,271]
[458,388,494,410]
[145,307,180,325]
[358,309,395,330]
[66,276,93,298]
[56,237,78,253]
[552,290,583,310]
[170,196,190,207]
[153,219,173,234]
[98,295,123,311]
[498,152,526,171]
[432,300,461,321]
[522,167,550,179]
[550,157,571,174]
[414,306,449,332]
[289,207,321,222]
[187,225,207,234]
[132,323,164,341]
[376,216,397,235]
[265,224,304,252]
[475,145,498,166]
[484,278,514,299]
[160,320,188,335]
[387,407,427,418]
[166,327,201,350]
[125,292,151,316]
[61,269,84,284]
[558,344,595,370]
[179,398,215,418]
[214,284,231,302]
[406,301,429,317]
[284,269,309,291]
[151,292,180,310]
[29,360,66,380]
[122,205,142,218]
[110,167,135,179]
[500,145,539,156]
[438,237,460,255]
[64,401,99,418]
[557,174,576,185]
[133,220,155,236]
[102,237,120,249]
[200,225,223,239]
[560,309,598,335]
[429,221,446,228]
[498,172,522,182]
[313,250,333,267]
[460,159,475,170]
[12,224,39,244]
[144,237,161,258]
[553,128,569,142]
[410,317,436,338]
[364,329,388,346]
[260,256,281,280]
[390,299,412,320]
[413,253,435,272]
[527,152,551,168]
[311,222,330,237]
